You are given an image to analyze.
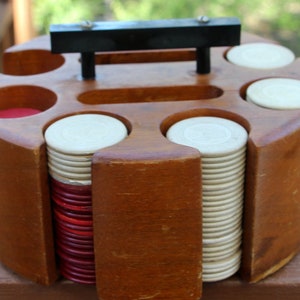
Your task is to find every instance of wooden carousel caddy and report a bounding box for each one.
[0,17,300,299]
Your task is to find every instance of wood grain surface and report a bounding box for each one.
[0,253,299,300]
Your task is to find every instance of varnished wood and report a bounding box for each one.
[92,141,202,299]
[0,31,300,298]
[0,253,300,299]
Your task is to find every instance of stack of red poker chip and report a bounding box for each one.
[51,178,95,284]
[44,114,128,284]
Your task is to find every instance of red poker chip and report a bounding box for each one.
[53,197,92,213]
[55,221,94,237]
[54,205,93,221]
[55,221,93,237]
[52,193,92,206]
[60,261,96,276]
[0,108,41,118]
[51,178,91,194]
[52,189,91,202]
[54,217,93,232]
[60,267,96,285]
[61,265,96,280]
[54,209,93,226]
[57,236,94,251]
[57,247,95,266]
[51,184,91,200]
[55,234,93,248]
[56,240,94,258]
[55,223,94,241]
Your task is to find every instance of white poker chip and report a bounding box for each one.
[202,157,245,172]
[203,190,244,206]
[202,251,241,282]
[45,114,128,154]
[203,163,245,180]
[227,43,295,69]
[201,147,246,163]
[202,263,240,282]
[203,243,241,260]
[48,155,91,168]
[166,117,248,157]
[202,202,243,219]
[203,214,242,230]
[246,78,300,110]
[47,146,92,162]
[203,228,242,246]
[203,251,241,270]
[49,170,92,186]
[48,160,91,174]
[203,215,241,232]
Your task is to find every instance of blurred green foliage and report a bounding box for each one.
[32,0,300,55]
[33,0,107,33]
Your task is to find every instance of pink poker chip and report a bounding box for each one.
[0,107,41,118]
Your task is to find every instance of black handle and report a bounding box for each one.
[50,17,241,79]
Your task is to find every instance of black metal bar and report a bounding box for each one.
[50,17,241,79]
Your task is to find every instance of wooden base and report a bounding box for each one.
[1,253,299,300]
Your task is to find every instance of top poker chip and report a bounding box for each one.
[227,43,295,69]
[246,78,300,110]
[166,117,248,157]
[45,114,128,154]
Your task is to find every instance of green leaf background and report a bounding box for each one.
[33,0,300,55]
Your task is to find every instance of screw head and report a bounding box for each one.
[80,20,94,30]
[197,16,210,24]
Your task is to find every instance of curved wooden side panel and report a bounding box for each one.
[242,123,300,282]
[0,140,57,285]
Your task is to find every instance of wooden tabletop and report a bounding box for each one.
[0,252,299,300]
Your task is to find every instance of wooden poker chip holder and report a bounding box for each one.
[0,17,300,299]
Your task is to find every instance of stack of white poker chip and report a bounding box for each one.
[45,114,128,185]
[226,43,295,69]
[246,78,300,110]
[166,116,248,282]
